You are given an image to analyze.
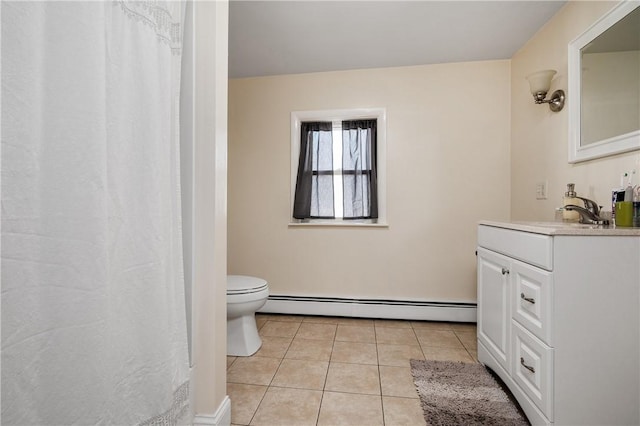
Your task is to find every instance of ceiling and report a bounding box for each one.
[229,1,567,79]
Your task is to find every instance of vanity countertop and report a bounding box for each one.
[479,220,640,236]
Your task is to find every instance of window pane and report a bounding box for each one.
[343,173,370,218]
[342,119,376,219]
[313,130,333,172]
[342,128,372,170]
[343,127,372,172]
[293,121,334,219]
[311,174,334,217]
[342,128,359,172]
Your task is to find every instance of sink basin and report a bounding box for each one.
[517,221,607,229]
[522,221,566,227]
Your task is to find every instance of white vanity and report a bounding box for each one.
[477,221,640,425]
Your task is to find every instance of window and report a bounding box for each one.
[290,108,386,225]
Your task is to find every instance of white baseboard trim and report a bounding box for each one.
[260,295,477,323]
[192,395,231,426]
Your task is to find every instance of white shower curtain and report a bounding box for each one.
[1,1,190,424]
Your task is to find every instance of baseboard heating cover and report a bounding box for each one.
[260,295,477,323]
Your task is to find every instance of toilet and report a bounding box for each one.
[227,275,269,356]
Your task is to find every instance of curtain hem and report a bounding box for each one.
[139,381,190,426]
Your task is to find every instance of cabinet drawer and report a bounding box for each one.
[512,321,554,421]
[512,259,553,346]
[478,225,553,271]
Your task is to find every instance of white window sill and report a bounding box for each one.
[288,220,389,228]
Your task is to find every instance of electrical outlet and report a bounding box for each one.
[536,181,547,200]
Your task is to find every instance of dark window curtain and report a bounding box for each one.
[342,119,378,219]
[293,121,334,219]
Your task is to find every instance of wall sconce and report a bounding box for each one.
[526,69,565,112]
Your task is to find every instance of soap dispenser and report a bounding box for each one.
[563,183,581,222]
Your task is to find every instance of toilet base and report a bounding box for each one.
[227,313,262,356]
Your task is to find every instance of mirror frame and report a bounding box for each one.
[568,1,640,163]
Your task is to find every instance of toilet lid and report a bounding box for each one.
[227,275,268,295]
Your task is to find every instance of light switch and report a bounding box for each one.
[535,181,547,200]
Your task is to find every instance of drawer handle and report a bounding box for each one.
[501,268,510,275]
[520,293,535,304]
[520,357,535,374]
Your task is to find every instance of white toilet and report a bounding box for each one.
[227,275,269,356]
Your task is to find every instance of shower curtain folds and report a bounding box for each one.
[1,1,190,424]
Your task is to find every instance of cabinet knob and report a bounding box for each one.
[501,267,510,275]
[520,293,535,304]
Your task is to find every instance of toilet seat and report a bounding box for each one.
[227,275,268,295]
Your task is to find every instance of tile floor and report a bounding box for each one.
[226,313,478,426]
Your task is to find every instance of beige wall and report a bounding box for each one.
[228,61,511,303]
[511,0,640,221]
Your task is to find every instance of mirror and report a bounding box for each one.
[569,2,640,163]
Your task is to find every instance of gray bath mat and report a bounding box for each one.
[410,359,529,426]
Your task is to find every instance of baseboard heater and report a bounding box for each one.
[260,295,477,323]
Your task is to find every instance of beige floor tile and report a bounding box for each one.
[255,313,277,322]
[227,383,267,425]
[250,387,322,426]
[302,315,342,324]
[285,337,334,361]
[410,321,453,331]
[256,313,303,323]
[325,362,381,395]
[296,322,337,340]
[256,316,268,330]
[258,321,300,338]
[455,330,478,350]
[375,327,419,345]
[227,356,237,369]
[450,321,477,332]
[379,365,419,398]
[382,396,426,426]
[331,341,378,365]
[253,336,292,359]
[227,315,475,425]
[374,319,412,329]
[337,317,375,326]
[270,358,329,390]
[421,346,475,363]
[227,357,281,385]
[377,343,425,367]
[468,349,478,362]
[414,329,464,349]
[335,324,376,343]
[317,391,384,426]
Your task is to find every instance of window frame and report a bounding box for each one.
[289,108,387,227]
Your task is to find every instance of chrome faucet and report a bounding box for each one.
[564,197,609,225]
[575,196,601,217]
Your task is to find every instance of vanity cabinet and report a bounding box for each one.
[477,223,640,425]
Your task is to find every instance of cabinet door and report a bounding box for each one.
[477,247,511,373]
